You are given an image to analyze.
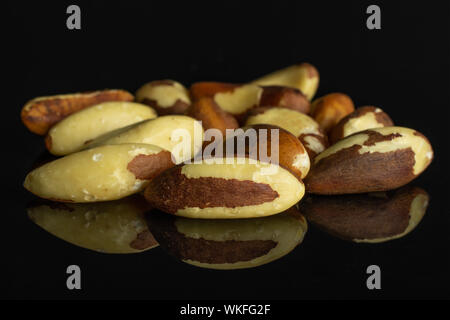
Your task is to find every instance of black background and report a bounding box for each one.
[3,1,449,300]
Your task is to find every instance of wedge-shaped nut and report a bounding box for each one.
[329,106,393,144]
[135,80,191,115]
[186,97,239,136]
[250,63,319,100]
[305,127,434,194]
[299,186,429,243]
[46,102,157,156]
[310,93,355,133]
[228,124,310,179]
[144,157,305,219]
[245,107,328,159]
[27,196,158,253]
[21,89,134,135]
[190,82,310,122]
[24,143,174,202]
[146,206,307,269]
[85,115,204,164]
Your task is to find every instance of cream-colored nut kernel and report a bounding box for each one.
[135,80,191,115]
[245,107,328,159]
[251,63,320,100]
[85,115,204,164]
[310,93,355,133]
[214,84,263,115]
[24,143,174,202]
[27,196,158,253]
[305,127,434,194]
[46,102,157,156]
[147,207,307,269]
[144,157,305,219]
[21,89,134,135]
[300,186,428,243]
[329,106,394,144]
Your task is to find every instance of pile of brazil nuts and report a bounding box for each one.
[22,62,434,224]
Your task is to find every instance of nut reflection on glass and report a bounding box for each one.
[299,186,429,243]
[146,207,307,270]
[27,196,158,253]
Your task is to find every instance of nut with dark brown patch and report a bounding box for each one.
[24,143,175,202]
[245,107,328,159]
[299,186,429,243]
[27,196,158,253]
[135,80,191,115]
[190,82,309,123]
[251,62,320,100]
[21,89,134,135]
[310,93,355,134]
[329,106,394,144]
[304,127,434,194]
[146,206,307,269]
[144,157,305,219]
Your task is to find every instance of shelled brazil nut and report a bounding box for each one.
[310,93,355,134]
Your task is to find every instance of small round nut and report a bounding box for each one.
[310,93,355,133]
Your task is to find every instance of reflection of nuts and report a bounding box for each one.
[300,186,429,243]
[135,80,191,115]
[329,106,393,144]
[186,97,239,137]
[24,144,174,202]
[310,93,355,133]
[190,82,309,122]
[245,107,328,159]
[27,196,158,253]
[146,206,307,269]
[236,124,310,179]
[251,62,319,100]
[21,89,134,135]
[144,157,305,219]
[84,115,204,164]
[305,127,434,194]
[46,102,157,156]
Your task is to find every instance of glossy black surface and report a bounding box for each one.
[3,1,449,299]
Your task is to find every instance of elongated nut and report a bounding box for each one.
[186,97,239,136]
[45,102,157,156]
[24,143,175,202]
[299,186,429,243]
[329,106,393,144]
[230,124,310,179]
[135,80,191,115]
[251,63,319,100]
[304,127,434,194]
[190,82,310,122]
[310,93,355,133]
[144,157,305,219]
[146,207,307,269]
[85,115,204,164]
[21,89,134,135]
[245,107,328,159]
[27,196,158,253]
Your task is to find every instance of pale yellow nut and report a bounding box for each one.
[251,63,319,100]
[85,115,204,164]
[214,84,263,115]
[46,101,157,156]
[27,197,158,254]
[24,143,173,202]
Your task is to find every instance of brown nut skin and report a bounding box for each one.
[189,82,309,123]
[304,127,434,195]
[21,89,134,135]
[329,106,394,144]
[251,62,320,100]
[299,186,429,243]
[135,80,191,115]
[222,124,310,180]
[245,107,328,160]
[145,206,307,269]
[310,93,355,134]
